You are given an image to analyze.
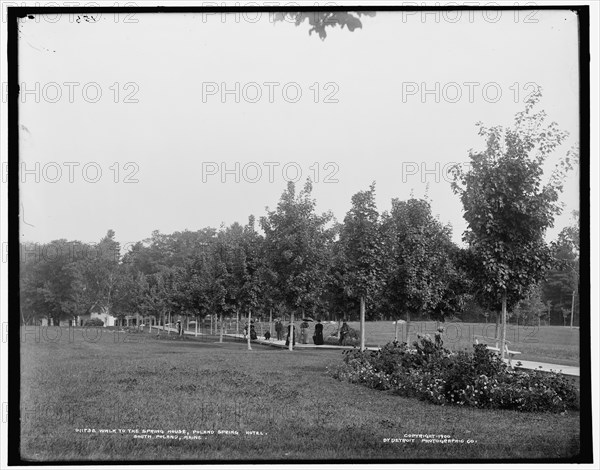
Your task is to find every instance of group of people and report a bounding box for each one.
[243,322,258,340]
[273,318,324,346]
[176,316,349,345]
[244,318,352,347]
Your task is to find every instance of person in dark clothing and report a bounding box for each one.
[275,319,283,341]
[285,323,296,346]
[250,322,257,340]
[339,321,349,345]
[313,319,324,345]
[265,331,271,340]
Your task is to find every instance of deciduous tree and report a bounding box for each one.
[451,91,577,357]
[339,183,384,351]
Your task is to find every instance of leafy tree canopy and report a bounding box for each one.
[274,11,376,40]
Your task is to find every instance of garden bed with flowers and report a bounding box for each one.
[328,330,579,413]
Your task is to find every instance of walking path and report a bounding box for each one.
[225,333,381,351]
[151,325,380,350]
[514,359,579,376]
[150,325,579,376]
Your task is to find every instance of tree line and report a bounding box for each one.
[20,94,580,336]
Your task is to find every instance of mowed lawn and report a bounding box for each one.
[334,321,580,367]
[20,326,580,462]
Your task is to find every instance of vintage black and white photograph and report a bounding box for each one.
[3,1,596,466]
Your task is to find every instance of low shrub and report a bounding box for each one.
[84,318,104,327]
[328,332,579,413]
[487,369,580,413]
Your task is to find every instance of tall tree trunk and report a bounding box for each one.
[360,296,366,352]
[405,311,411,344]
[494,311,500,339]
[394,317,399,342]
[570,290,575,328]
[219,313,224,343]
[289,312,294,351]
[247,309,252,351]
[501,291,507,360]
[195,316,198,337]
[269,309,273,337]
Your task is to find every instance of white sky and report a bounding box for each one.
[16,9,580,247]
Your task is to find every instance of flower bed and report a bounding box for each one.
[327,332,579,413]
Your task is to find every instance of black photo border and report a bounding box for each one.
[6,3,593,466]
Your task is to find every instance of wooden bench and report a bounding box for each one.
[474,336,522,368]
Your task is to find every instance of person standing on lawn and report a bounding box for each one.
[339,321,349,346]
[275,319,283,341]
[300,320,309,344]
[313,319,324,345]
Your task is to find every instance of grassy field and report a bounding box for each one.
[185,319,580,366]
[254,320,579,367]
[19,325,580,462]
